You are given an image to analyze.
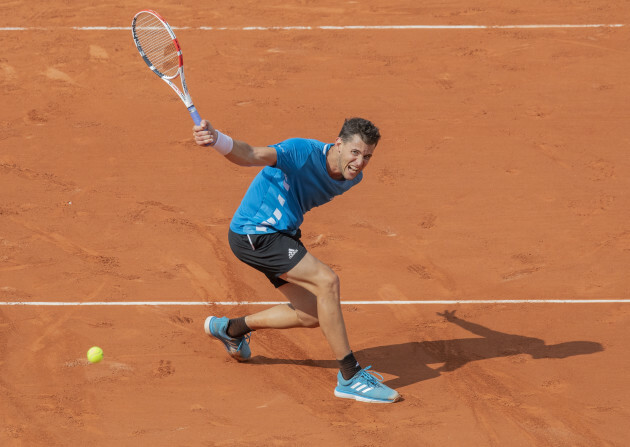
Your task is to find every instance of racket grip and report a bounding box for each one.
[188,106,202,126]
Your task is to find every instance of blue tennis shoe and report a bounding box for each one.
[334,366,400,403]
[204,316,251,362]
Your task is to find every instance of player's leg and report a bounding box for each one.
[280,253,400,403]
[224,252,356,375]
[206,230,400,401]
[205,250,349,362]
[205,230,318,361]
[245,282,319,330]
[204,276,321,362]
[279,253,351,360]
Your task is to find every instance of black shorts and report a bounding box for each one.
[228,229,308,288]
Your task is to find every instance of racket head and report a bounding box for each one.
[132,10,183,80]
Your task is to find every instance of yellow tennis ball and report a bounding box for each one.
[87,346,104,363]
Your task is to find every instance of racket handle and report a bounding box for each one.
[188,106,202,126]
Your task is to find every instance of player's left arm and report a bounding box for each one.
[193,120,277,167]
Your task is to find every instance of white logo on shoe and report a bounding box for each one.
[288,248,298,259]
[351,382,375,393]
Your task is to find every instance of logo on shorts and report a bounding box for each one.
[288,248,298,259]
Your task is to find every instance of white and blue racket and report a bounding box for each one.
[132,10,202,125]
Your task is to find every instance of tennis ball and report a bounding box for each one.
[87,346,104,363]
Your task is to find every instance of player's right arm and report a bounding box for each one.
[193,120,277,167]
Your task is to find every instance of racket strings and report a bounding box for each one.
[134,14,180,78]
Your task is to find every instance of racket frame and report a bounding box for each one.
[131,9,202,124]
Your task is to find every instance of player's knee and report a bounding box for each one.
[317,270,341,304]
[317,268,340,299]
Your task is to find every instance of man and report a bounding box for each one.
[193,117,400,403]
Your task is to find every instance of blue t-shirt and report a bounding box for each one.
[229,138,362,235]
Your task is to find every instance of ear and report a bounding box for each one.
[334,137,342,151]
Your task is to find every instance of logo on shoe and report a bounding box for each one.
[350,381,375,393]
[288,248,298,259]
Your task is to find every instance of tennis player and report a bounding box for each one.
[193,117,400,403]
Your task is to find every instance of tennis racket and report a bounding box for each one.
[131,10,202,125]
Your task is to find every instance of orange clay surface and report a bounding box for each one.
[1,1,630,445]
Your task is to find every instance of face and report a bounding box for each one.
[333,134,376,180]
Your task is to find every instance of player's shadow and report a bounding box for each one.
[249,310,604,389]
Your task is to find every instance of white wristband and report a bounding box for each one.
[213,130,233,155]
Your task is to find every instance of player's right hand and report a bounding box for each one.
[193,119,218,147]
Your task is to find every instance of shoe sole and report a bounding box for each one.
[334,389,401,403]
[204,316,250,362]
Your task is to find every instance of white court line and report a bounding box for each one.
[0,24,624,31]
[0,300,629,306]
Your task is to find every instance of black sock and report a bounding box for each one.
[226,317,253,338]
[338,352,361,380]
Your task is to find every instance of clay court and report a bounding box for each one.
[1,1,630,445]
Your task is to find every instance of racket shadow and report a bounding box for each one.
[248,314,604,389]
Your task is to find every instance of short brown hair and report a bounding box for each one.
[338,117,381,147]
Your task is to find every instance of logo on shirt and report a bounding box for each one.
[288,248,298,259]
